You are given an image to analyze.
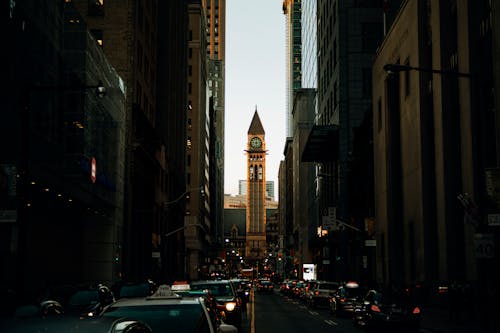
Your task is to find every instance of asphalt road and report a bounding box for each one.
[241,289,362,333]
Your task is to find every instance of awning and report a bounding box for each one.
[301,124,339,162]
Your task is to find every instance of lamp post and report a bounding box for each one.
[161,186,204,281]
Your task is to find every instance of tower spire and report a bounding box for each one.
[248,109,265,135]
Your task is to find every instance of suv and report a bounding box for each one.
[190,280,243,328]
[307,281,339,308]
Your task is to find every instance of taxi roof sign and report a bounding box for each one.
[147,284,180,299]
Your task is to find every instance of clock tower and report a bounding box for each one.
[246,109,267,265]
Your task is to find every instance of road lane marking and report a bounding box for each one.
[308,310,319,315]
[251,289,255,333]
[325,320,338,326]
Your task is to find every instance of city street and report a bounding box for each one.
[241,289,366,333]
[239,287,486,333]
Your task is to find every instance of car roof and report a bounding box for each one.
[110,296,202,307]
[191,280,232,284]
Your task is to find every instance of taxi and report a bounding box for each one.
[100,285,238,333]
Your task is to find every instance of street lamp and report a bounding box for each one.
[163,186,204,207]
[383,63,476,78]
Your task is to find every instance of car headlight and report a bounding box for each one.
[225,302,237,312]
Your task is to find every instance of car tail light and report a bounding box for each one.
[371,304,381,312]
[315,291,319,295]
[412,307,421,314]
[340,298,346,303]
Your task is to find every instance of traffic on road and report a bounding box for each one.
[1,276,477,333]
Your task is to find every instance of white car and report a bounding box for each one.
[101,285,238,333]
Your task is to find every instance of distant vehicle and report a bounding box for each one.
[353,289,422,331]
[307,281,339,308]
[256,279,274,293]
[329,281,366,317]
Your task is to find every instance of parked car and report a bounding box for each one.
[353,289,422,332]
[307,281,339,308]
[329,281,366,317]
[101,284,237,333]
[189,280,243,329]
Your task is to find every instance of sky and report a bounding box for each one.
[224,0,286,198]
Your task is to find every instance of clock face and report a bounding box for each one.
[250,137,262,148]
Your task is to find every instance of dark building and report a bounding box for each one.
[301,0,403,283]
[1,0,126,296]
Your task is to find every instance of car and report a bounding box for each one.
[256,279,274,293]
[353,289,422,332]
[100,284,238,333]
[189,280,243,329]
[0,314,152,333]
[115,280,158,299]
[63,284,116,317]
[229,278,251,312]
[307,281,339,308]
[329,281,366,317]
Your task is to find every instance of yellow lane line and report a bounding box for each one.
[251,289,255,333]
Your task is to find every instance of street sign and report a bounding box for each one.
[487,214,500,226]
[474,233,495,258]
[365,239,376,247]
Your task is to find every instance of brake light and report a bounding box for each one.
[371,304,381,312]
[412,307,421,314]
[315,291,319,295]
[340,298,346,303]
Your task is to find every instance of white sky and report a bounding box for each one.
[224,0,286,198]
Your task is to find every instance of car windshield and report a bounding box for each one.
[102,304,210,333]
[68,290,99,306]
[120,284,151,298]
[190,284,234,297]
[342,288,366,298]
[318,283,337,290]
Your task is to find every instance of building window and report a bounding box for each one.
[88,0,104,16]
[189,48,193,59]
[362,68,372,98]
[188,65,192,76]
[188,82,192,94]
[362,22,383,52]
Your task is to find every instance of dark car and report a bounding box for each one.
[307,281,339,308]
[256,279,274,293]
[65,284,115,317]
[101,285,237,333]
[189,280,243,329]
[0,315,152,333]
[115,280,158,299]
[353,289,422,332]
[329,281,366,317]
[230,278,251,312]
